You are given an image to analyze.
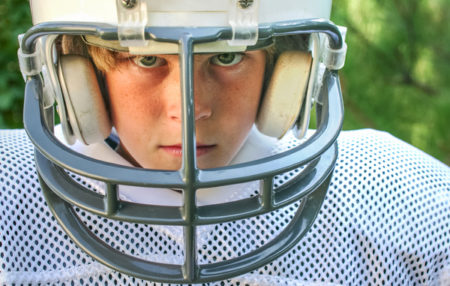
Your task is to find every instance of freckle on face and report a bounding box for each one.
[105,50,266,170]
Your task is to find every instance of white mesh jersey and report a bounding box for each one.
[1,128,449,286]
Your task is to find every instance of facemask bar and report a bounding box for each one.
[27,74,339,283]
[21,19,345,283]
[26,69,342,221]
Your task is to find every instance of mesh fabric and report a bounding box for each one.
[1,129,449,285]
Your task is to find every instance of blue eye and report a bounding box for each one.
[133,56,166,68]
[210,53,243,66]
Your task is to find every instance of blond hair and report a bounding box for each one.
[60,35,117,72]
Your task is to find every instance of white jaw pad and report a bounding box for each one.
[256,51,312,138]
[58,55,111,145]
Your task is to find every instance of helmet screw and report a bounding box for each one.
[238,0,253,9]
[121,0,137,9]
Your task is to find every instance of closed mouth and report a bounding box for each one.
[159,144,216,157]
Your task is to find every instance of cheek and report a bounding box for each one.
[214,63,265,142]
[223,67,264,119]
[105,71,163,132]
[212,56,265,111]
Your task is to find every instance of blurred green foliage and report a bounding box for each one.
[0,0,30,128]
[332,0,450,163]
[0,0,449,164]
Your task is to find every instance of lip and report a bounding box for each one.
[159,144,216,157]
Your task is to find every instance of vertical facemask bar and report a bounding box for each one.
[179,34,199,281]
[261,177,274,210]
[105,183,119,216]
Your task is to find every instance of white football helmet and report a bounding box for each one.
[18,0,346,283]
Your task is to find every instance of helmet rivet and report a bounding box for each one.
[121,0,137,9]
[238,0,253,9]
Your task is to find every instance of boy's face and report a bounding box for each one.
[104,50,266,170]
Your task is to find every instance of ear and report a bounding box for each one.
[58,55,111,145]
[256,51,312,139]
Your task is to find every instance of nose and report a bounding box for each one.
[164,58,212,122]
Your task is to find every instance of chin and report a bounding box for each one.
[198,159,228,170]
[140,160,181,171]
